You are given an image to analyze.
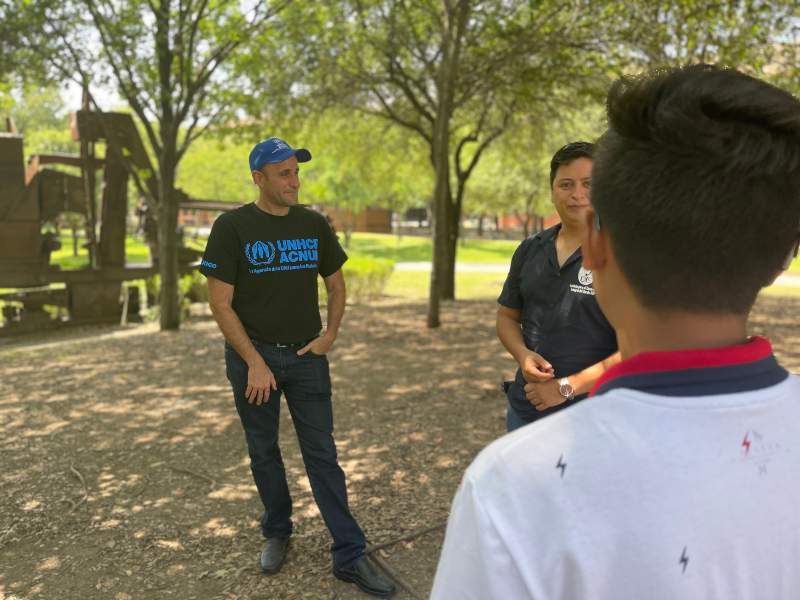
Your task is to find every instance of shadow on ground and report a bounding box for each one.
[0,294,798,599]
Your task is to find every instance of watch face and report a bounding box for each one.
[559,380,574,398]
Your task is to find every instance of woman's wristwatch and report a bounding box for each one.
[558,377,575,401]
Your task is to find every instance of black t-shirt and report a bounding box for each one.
[199,203,347,343]
[498,224,617,423]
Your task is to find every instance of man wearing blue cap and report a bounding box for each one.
[200,137,395,597]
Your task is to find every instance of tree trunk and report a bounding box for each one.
[156,0,180,331]
[477,214,484,237]
[158,145,180,330]
[428,148,450,328]
[516,210,532,238]
[524,192,536,238]
[426,0,469,327]
[344,225,353,249]
[441,170,470,300]
[442,198,458,300]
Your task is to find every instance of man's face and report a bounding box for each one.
[253,155,300,207]
[551,157,592,227]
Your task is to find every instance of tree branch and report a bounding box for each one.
[367,87,432,143]
[82,0,163,156]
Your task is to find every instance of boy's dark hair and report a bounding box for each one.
[550,141,595,188]
[592,64,800,313]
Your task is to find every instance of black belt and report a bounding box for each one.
[254,336,317,349]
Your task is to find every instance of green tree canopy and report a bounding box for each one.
[11,0,289,330]
[464,104,606,234]
[299,110,431,228]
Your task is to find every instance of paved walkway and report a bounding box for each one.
[394,262,800,287]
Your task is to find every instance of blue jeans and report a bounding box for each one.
[225,341,366,569]
[506,401,529,432]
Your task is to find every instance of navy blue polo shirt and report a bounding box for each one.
[498,224,617,423]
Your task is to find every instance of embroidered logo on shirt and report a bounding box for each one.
[201,259,217,269]
[679,546,689,573]
[570,267,595,295]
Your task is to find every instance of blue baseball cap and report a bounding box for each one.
[249,137,312,172]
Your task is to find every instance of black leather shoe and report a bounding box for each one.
[260,537,290,574]
[333,556,396,597]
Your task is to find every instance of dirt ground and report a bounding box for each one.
[1,295,799,600]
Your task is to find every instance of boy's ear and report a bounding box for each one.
[582,208,606,270]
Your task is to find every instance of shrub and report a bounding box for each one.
[145,257,392,321]
[318,257,394,303]
[144,270,208,320]
[182,270,209,303]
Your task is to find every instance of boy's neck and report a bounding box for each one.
[616,310,749,360]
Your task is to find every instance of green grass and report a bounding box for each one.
[47,231,518,270]
[384,271,506,300]
[790,255,800,273]
[39,230,800,304]
[344,232,517,263]
[384,271,800,302]
[759,284,800,298]
[50,233,151,269]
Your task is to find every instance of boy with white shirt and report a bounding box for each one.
[432,64,800,600]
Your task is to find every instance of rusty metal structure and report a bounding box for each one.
[0,109,206,333]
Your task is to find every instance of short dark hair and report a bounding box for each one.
[549,141,595,188]
[592,64,800,314]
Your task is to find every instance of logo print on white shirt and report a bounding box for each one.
[679,546,689,573]
[578,267,593,286]
[555,454,567,478]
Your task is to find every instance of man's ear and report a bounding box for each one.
[582,208,606,270]
[251,170,262,187]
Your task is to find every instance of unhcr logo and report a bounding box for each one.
[245,238,320,273]
[245,240,277,266]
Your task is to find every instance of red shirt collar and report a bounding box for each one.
[589,336,774,397]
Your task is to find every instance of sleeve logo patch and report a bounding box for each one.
[201,259,218,269]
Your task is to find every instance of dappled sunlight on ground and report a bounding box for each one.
[0,295,797,598]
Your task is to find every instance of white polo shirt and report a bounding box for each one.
[432,337,800,600]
